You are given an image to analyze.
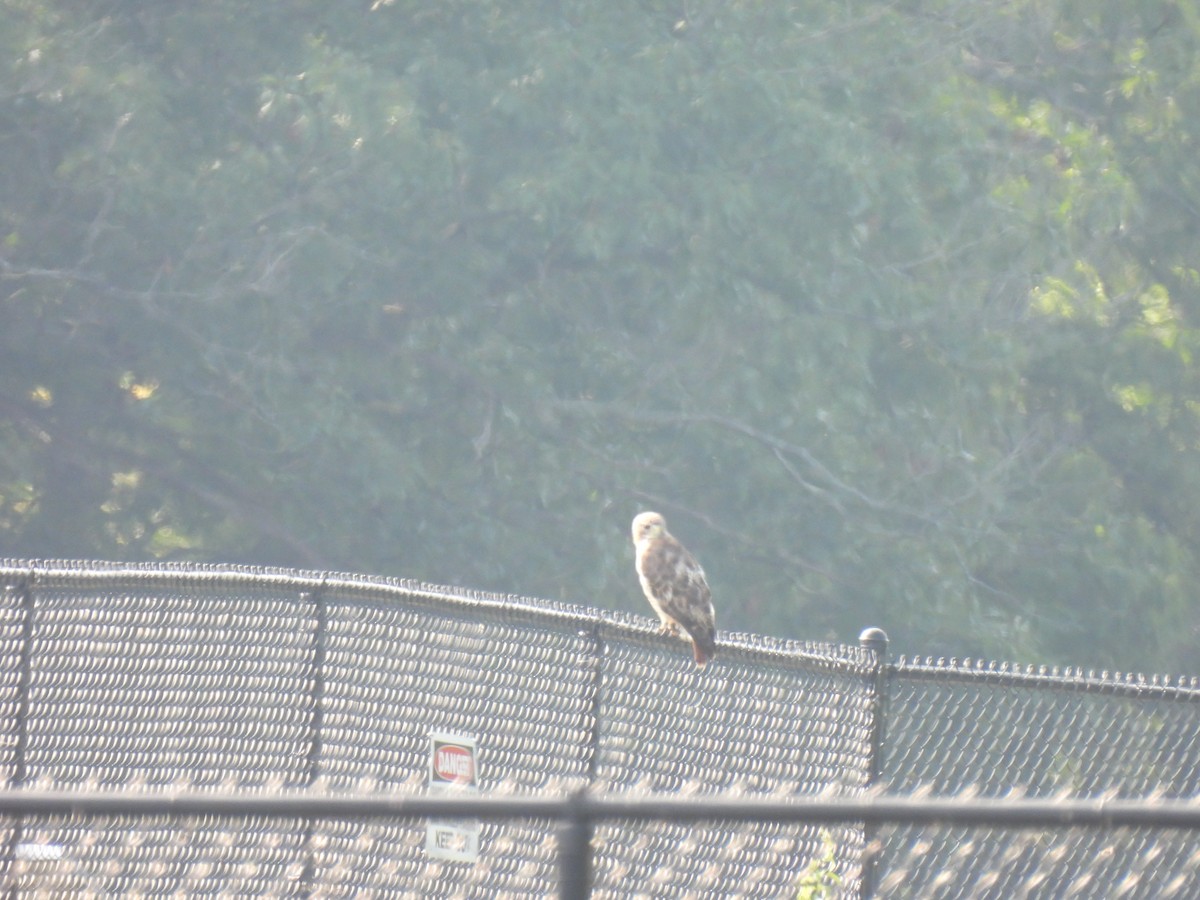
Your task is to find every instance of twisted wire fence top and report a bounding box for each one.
[0,559,1198,898]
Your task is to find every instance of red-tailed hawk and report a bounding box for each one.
[632,511,717,667]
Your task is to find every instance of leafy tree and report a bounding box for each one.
[2,0,1199,672]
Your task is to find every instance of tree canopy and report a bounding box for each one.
[3,0,1199,672]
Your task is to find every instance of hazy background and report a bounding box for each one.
[3,0,1199,671]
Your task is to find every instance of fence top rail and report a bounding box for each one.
[892,654,1200,701]
[0,558,869,674]
[1,787,1200,830]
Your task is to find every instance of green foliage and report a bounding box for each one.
[3,0,1200,672]
[795,829,842,900]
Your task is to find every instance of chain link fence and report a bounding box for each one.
[875,660,1200,898]
[0,559,1198,897]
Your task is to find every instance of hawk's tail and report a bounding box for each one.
[692,633,717,667]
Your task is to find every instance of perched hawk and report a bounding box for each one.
[632,511,717,667]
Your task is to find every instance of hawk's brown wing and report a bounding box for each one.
[641,536,717,665]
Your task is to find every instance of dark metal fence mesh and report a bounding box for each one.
[0,561,874,897]
[0,560,1198,897]
[875,661,1200,898]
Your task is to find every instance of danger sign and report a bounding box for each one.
[426,732,480,862]
[431,741,477,787]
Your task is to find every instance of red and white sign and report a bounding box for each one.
[427,732,480,862]
[432,742,476,787]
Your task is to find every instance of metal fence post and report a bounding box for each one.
[10,577,34,789]
[858,626,889,900]
[299,582,329,898]
[302,583,329,788]
[557,789,593,900]
[4,575,35,900]
[584,620,604,786]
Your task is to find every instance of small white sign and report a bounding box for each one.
[426,732,480,862]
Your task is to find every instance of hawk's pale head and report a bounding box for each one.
[631,511,667,545]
